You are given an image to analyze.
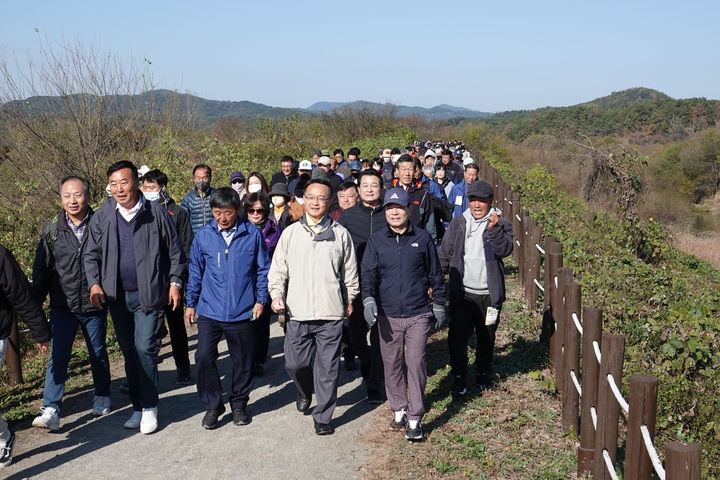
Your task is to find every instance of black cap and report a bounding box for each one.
[466,180,494,199]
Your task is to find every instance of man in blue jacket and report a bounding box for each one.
[181,164,216,233]
[361,187,447,442]
[448,163,479,218]
[438,180,514,395]
[185,187,270,429]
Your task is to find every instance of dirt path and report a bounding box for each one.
[2,322,378,479]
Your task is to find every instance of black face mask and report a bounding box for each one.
[195,181,210,192]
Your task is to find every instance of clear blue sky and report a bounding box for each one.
[2,0,719,112]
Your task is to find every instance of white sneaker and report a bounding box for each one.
[32,406,60,431]
[92,396,111,416]
[140,407,158,434]
[123,410,142,429]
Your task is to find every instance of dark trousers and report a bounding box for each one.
[162,296,190,371]
[195,316,255,411]
[108,290,160,410]
[252,307,271,366]
[284,320,343,424]
[448,292,498,378]
[347,296,384,395]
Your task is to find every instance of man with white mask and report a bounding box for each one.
[141,169,194,385]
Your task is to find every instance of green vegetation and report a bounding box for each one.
[464,127,720,476]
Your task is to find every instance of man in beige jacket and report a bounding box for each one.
[269,178,359,435]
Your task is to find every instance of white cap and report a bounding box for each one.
[138,165,151,178]
[318,156,331,166]
[463,157,474,165]
[298,159,313,170]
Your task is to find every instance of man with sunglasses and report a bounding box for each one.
[268,178,359,436]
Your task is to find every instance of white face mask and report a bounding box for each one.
[231,183,244,194]
[248,183,262,193]
[143,191,161,202]
[271,196,286,207]
[296,197,305,205]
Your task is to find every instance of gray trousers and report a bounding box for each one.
[284,320,343,424]
[378,312,432,421]
[0,338,10,442]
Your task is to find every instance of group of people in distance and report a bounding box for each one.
[0,140,514,470]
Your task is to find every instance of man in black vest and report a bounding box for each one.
[85,161,186,435]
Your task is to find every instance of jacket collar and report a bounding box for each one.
[385,223,415,238]
[299,214,335,241]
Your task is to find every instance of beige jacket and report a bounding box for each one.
[268,216,359,321]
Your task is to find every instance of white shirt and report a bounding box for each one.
[116,196,143,222]
[220,227,237,246]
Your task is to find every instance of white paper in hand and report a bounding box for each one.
[485,306,499,326]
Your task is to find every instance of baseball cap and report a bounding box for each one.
[230,171,245,183]
[466,180,494,198]
[317,156,331,166]
[298,159,313,171]
[383,187,410,207]
[350,160,362,171]
[382,149,392,158]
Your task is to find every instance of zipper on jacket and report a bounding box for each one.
[225,247,229,260]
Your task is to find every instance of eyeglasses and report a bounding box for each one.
[247,208,265,214]
[304,195,328,202]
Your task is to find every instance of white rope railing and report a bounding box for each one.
[554,275,558,288]
[536,243,545,254]
[590,406,598,430]
[572,312,583,335]
[533,278,545,292]
[516,240,521,247]
[593,341,602,364]
[508,200,513,205]
[641,425,666,480]
[607,373,629,414]
[570,369,582,397]
[602,449,620,480]
[19,328,30,334]
[515,214,522,222]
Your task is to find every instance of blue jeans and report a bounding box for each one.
[42,309,111,413]
[109,290,160,410]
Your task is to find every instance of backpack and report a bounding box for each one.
[45,213,61,263]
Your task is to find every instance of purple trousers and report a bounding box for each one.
[378,312,432,421]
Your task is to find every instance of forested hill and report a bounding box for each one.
[479,88,719,142]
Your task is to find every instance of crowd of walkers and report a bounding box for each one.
[0,140,514,469]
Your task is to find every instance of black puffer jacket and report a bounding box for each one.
[1,244,50,342]
[32,210,103,314]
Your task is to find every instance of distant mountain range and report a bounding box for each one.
[3,88,716,139]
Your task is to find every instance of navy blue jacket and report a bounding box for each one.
[186,218,270,322]
[181,187,216,233]
[361,225,446,317]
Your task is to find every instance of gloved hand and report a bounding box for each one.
[432,303,447,330]
[363,297,378,328]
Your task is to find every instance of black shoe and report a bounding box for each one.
[0,431,16,469]
[476,372,493,391]
[313,420,334,435]
[389,411,407,431]
[232,408,250,426]
[201,405,226,429]
[451,375,467,396]
[296,392,311,413]
[119,382,129,395]
[405,423,424,441]
[367,389,386,405]
[176,368,192,385]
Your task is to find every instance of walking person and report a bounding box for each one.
[181,164,215,233]
[0,245,50,469]
[31,175,112,431]
[185,187,270,429]
[242,192,281,376]
[85,160,186,434]
[438,180,513,394]
[141,169,194,385]
[268,178,359,435]
[338,169,387,403]
[361,187,446,441]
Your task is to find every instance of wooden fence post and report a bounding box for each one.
[543,238,561,312]
[562,282,582,435]
[527,223,542,308]
[665,442,701,480]
[594,333,626,480]
[6,313,23,386]
[547,252,563,369]
[554,267,573,394]
[625,375,658,480]
[578,308,603,475]
[521,214,532,294]
[518,211,529,288]
[511,194,521,264]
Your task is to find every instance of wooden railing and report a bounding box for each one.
[475,156,702,479]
